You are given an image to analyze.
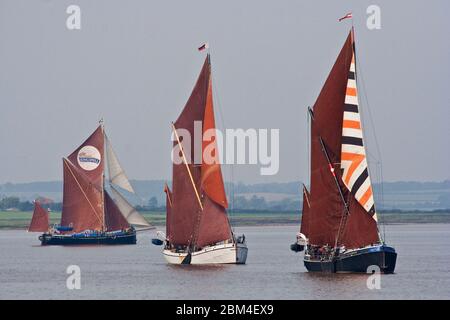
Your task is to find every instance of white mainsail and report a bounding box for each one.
[110,185,153,230]
[105,135,135,193]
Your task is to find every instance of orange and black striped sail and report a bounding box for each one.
[340,48,376,219]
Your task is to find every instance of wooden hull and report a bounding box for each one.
[163,242,248,265]
[39,231,137,245]
[304,245,397,274]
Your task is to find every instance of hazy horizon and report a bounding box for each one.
[1,0,449,184]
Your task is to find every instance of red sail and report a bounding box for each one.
[67,125,104,189]
[308,30,379,249]
[61,158,104,232]
[170,56,232,247]
[28,201,49,232]
[196,196,232,248]
[300,186,310,237]
[164,184,173,240]
[201,76,229,208]
[104,191,129,231]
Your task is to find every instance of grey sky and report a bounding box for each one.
[0,0,449,184]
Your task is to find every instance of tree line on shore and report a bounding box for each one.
[0,194,301,212]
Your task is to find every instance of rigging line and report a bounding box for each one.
[210,50,236,231]
[352,28,384,243]
[354,37,386,241]
[306,106,310,187]
[64,159,104,227]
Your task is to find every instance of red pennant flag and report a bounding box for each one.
[339,12,353,22]
[198,43,209,51]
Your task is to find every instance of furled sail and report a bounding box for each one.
[28,201,49,232]
[105,134,135,194]
[300,186,310,238]
[61,158,104,232]
[170,55,232,247]
[109,185,152,230]
[307,29,379,249]
[104,191,130,231]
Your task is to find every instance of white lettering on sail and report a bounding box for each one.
[77,146,101,171]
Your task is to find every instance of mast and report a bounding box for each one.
[100,118,106,231]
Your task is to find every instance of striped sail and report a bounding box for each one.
[340,52,377,219]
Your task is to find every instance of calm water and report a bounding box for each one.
[1,224,449,299]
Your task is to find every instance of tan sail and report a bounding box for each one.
[109,185,153,230]
[105,134,135,193]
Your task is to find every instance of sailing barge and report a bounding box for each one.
[291,28,397,273]
[154,54,248,264]
[29,123,153,245]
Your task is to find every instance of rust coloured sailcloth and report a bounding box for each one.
[62,125,106,232]
[308,29,379,249]
[104,191,129,231]
[169,55,232,248]
[28,201,49,232]
[61,158,104,232]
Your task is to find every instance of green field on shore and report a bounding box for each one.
[1,210,450,229]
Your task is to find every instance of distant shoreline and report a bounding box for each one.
[2,211,449,230]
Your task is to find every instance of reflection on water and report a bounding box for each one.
[0,224,449,299]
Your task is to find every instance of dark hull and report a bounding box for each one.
[304,245,397,274]
[39,232,136,246]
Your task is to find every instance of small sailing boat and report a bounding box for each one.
[291,28,397,273]
[28,201,50,233]
[154,54,248,264]
[38,122,153,245]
